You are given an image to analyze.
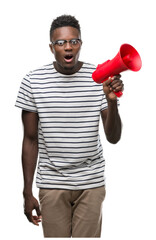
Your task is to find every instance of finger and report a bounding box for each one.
[113,74,121,79]
[32,216,42,225]
[111,78,122,84]
[111,81,122,89]
[111,79,122,87]
[35,205,42,218]
[33,216,41,221]
[25,211,40,226]
[30,215,42,226]
[111,81,123,91]
[32,217,40,226]
[107,74,122,83]
[113,83,124,92]
[103,77,114,87]
[104,78,113,86]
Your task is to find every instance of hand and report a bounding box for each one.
[103,74,124,101]
[24,195,42,226]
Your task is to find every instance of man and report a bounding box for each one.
[15,15,123,237]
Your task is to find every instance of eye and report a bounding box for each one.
[70,39,79,45]
[56,40,65,46]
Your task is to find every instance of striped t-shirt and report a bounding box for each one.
[15,62,108,190]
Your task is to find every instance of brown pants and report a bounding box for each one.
[39,186,106,238]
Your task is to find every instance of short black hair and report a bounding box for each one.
[50,15,81,41]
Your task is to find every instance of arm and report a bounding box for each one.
[22,110,42,226]
[101,100,122,144]
[101,75,123,144]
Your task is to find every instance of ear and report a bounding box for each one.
[49,44,54,54]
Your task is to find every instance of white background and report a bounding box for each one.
[0,0,156,239]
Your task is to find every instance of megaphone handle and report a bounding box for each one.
[114,90,123,98]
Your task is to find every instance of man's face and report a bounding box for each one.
[50,26,82,74]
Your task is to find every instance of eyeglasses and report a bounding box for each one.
[51,38,82,47]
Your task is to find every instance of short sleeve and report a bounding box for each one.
[100,92,108,111]
[15,73,37,112]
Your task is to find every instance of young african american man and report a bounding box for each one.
[15,15,123,238]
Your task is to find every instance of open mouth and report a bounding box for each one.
[64,55,73,63]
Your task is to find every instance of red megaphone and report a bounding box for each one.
[92,43,142,97]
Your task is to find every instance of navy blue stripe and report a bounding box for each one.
[39,157,104,170]
[38,169,104,178]
[40,130,98,134]
[23,78,30,84]
[31,76,92,80]
[31,71,57,76]
[40,125,98,129]
[32,89,102,94]
[31,85,99,89]
[40,161,105,177]
[36,179,104,187]
[39,150,100,156]
[81,67,95,70]
[40,120,99,124]
[38,110,101,114]
[38,139,98,144]
[39,160,104,174]
[31,67,95,75]
[31,72,93,78]
[39,133,98,139]
[18,91,34,100]
[38,109,101,113]
[38,162,104,174]
[22,82,31,89]
[17,96,35,104]
[40,115,99,119]
[16,100,36,109]
[37,105,101,109]
[20,86,32,95]
[36,99,103,104]
[39,144,98,149]
[39,151,103,159]
[37,174,103,183]
[38,134,99,139]
[33,94,104,99]
[39,149,103,160]
[42,148,98,155]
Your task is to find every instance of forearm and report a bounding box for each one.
[22,137,38,197]
[102,99,122,144]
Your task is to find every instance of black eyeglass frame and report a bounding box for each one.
[51,38,82,46]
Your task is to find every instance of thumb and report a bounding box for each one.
[103,77,113,87]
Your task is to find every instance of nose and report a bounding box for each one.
[64,41,72,51]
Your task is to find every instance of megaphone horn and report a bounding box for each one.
[92,43,142,97]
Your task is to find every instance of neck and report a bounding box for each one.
[53,61,83,75]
